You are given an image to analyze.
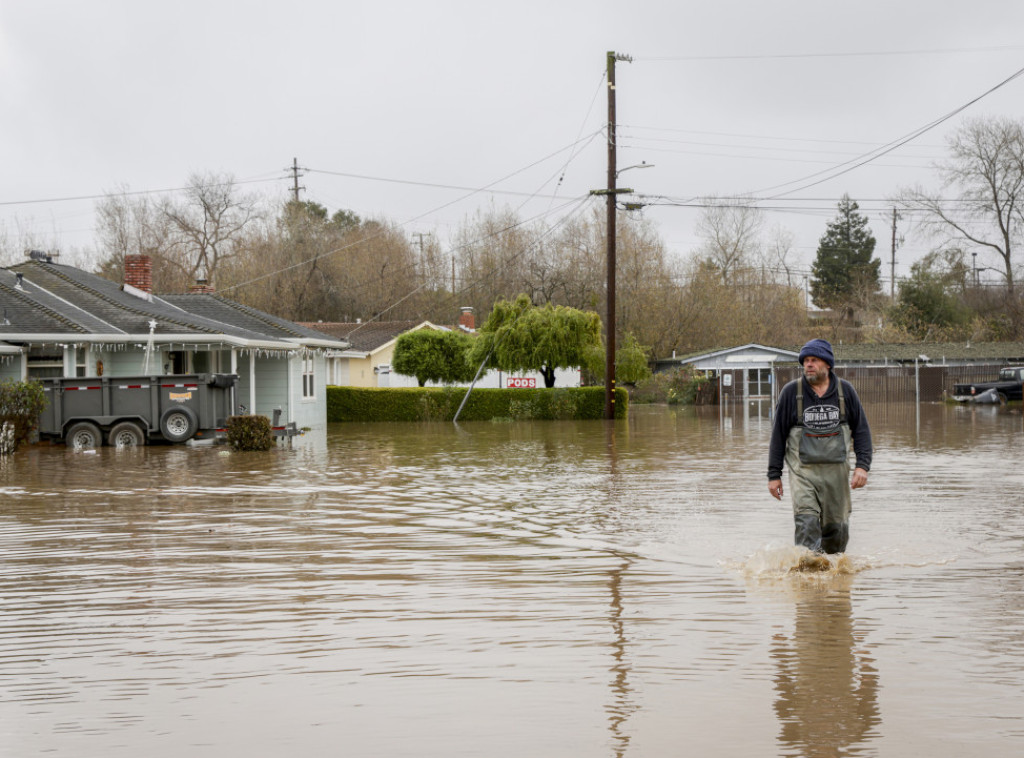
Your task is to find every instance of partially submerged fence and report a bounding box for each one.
[773,363,1012,404]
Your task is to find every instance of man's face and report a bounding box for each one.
[802,355,829,385]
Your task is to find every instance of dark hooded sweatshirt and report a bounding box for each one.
[767,373,873,481]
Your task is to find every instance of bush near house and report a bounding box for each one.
[326,386,628,422]
[225,414,275,451]
[0,379,47,451]
[630,367,715,405]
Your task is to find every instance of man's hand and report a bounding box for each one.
[851,467,869,490]
[768,479,784,500]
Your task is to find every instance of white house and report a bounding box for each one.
[0,253,348,431]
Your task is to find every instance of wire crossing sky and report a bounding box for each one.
[2,0,1023,281]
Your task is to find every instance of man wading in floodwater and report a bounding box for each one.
[767,339,872,554]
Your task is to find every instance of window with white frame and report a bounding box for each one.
[302,356,315,398]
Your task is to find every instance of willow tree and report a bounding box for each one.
[470,295,603,388]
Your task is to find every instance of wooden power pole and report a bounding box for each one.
[289,157,305,202]
[597,51,632,420]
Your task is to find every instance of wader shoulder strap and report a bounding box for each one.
[796,374,846,424]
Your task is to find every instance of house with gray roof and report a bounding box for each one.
[0,253,348,430]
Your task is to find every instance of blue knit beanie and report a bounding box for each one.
[798,338,834,369]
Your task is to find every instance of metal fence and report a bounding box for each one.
[773,363,1013,403]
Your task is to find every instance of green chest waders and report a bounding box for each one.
[785,379,853,554]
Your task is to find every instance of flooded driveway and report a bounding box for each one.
[2,403,1022,757]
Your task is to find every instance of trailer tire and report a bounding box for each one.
[108,421,146,449]
[66,421,103,449]
[160,407,198,442]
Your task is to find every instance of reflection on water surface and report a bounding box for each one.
[1,403,1023,756]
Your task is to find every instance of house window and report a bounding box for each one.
[302,356,315,398]
[26,347,63,379]
[748,368,772,398]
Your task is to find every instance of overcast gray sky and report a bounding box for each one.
[3,0,1024,287]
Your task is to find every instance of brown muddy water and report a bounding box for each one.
[1,403,1023,757]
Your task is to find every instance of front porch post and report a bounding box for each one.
[249,352,257,416]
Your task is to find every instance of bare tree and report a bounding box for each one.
[94,185,178,287]
[760,225,799,288]
[900,116,1024,295]
[161,172,263,289]
[694,197,764,285]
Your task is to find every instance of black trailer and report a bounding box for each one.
[37,373,238,448]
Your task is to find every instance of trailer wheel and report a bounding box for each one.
[108,421,146,449]
[998,391,1009,405]
[160,406,198,442]
[66,421,103,449]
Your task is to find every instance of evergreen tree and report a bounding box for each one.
[810,195,881,309]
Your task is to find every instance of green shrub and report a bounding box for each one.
[0,379,47,451]
[326,386,627,422]
[225,414,275,451]
[630,372,673,404]
[631,368,716,405]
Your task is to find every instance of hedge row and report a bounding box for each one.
[326,386,628,422]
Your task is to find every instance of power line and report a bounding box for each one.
[0,176,283,208]
[619,142,936,168]
[621,134,941,159]
[639,45,1024,62]
[620,124,945,149]
[751,63,1024,198]
[307,129,603,204]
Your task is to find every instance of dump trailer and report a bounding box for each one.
[37,373,238,448]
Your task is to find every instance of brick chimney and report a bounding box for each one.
[458,306,475,331]
[189,278,216,294]
[124,254,153,293]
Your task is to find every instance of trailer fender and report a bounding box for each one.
[160,406,199,442]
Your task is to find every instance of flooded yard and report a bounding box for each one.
[1,402,1023,757]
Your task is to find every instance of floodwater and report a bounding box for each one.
[1,403,1023,758]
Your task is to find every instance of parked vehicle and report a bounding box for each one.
[37,373,238,448]
[951,367,1024,403]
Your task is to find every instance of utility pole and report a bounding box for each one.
[890,207,900,300]
[411,232,432,255]
[594,51,632,421]
[288,157,306,202]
